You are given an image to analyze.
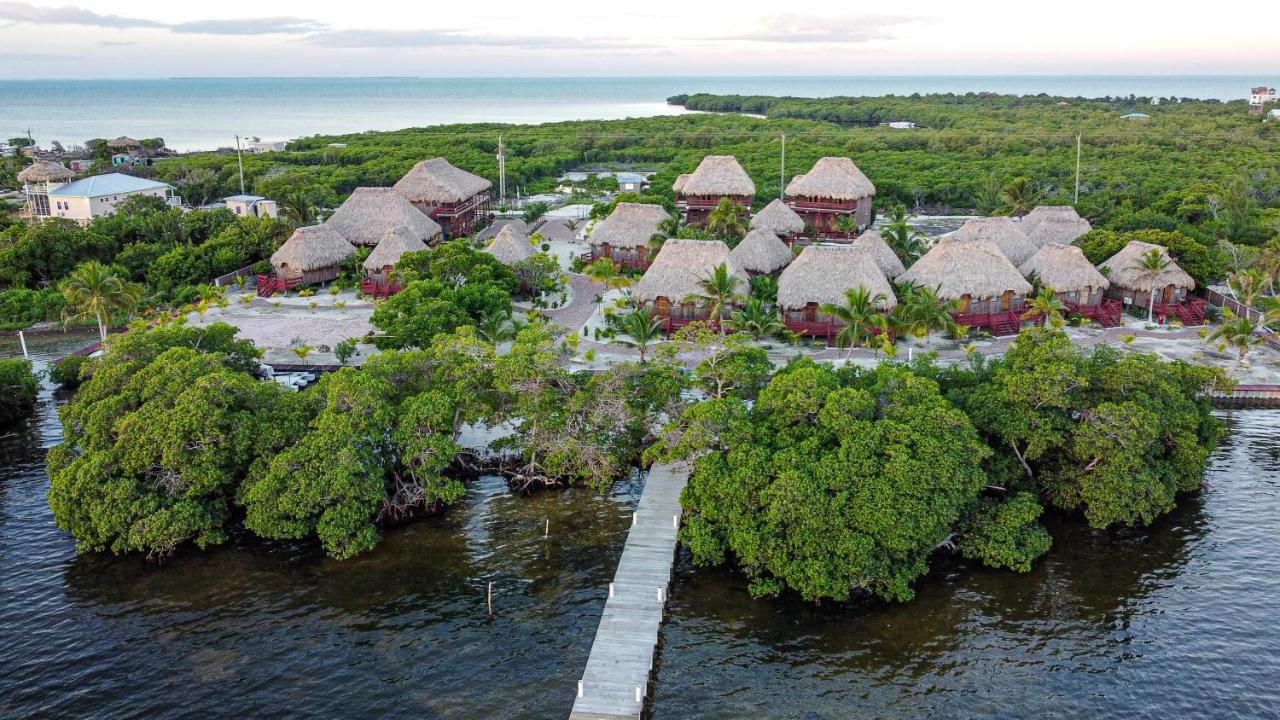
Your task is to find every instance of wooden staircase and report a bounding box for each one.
[1174,299,1206,326]
[1094,299,1124,327]
[990,311,1022,336]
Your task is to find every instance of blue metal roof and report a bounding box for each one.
[616,173,645,183]
[225,194,266,202]
[48,173,173,197]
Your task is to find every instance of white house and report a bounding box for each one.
[616,173,646,193]
[244,140,287,154]
[39,173,178,224]
[1250,85,1277,108]
[224,194,278,218]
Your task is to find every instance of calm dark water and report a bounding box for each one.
[2,333,1278,719]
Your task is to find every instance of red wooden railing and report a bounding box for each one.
[582,250,650,271]
[788,198,858,211]
[360,279,402,299]
[951,310,1024,336]
[255,274,303,297]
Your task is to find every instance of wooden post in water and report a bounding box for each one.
[544,518,549,539]
[18,330,28,359]
[487,582,493,617]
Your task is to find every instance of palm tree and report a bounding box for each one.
[973,174,1003,215]
[728,296,784,340]
[749,274,779,304]
[584,257,632,294]
[898,284,956,347]
[476,309,518,344]
[1026,287,1068,328]
[820,285,886,356]
[1208,309,1262,367]
[832,215,858,238]
[607,308,666,364]
[881,204,927,265]
[997,177,1042,217]
[683,262,742,338]
[706,198,748,244]
[1227,268,1267,307]
[60,261,145,341]
[1130,248,1171,322]
[280,191,316,225]
[1256,246,1280,295]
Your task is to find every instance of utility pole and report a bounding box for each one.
[234,134,246,195]
[779,133,786,200]
[497,134,506,206]
[1074,133,1082,205]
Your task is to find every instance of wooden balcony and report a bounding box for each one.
[582,249,650,271]
[788,197,858,212]
[255,274,304,297]
[951,310,1023,336]
[360,279,402,299]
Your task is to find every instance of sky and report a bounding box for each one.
[1,0,1276,78]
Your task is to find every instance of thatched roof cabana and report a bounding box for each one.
[851,230,906,280]
[671,174,691,194]
[477,218,528,242]
[363,227,428,272]
[393,157,492,204]
[730,227,794,274]
[949,217,1038,267]
[106,136,140,149]
[777,245,896,311]
[633,239,747,305]
[1018,243,1109,293]
[680,156,755,197]
[899,235,1032,301]
[1098,240,1195,292]
[324,187,442,246]
[534,219,577,243]
[749,198,805,236]
[271,225,355,273]
[785,157,876,200]
[1022,206,1091,246]
[17,160,74,183]
[588,202,670,249]
[484,224,535,265]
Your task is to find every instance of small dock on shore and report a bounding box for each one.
[1207,384,1280,409]
[570,462,688,720]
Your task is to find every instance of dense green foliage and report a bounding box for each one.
[0,358,39,425]
[49,354,90,389]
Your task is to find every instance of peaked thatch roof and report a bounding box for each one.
[484,224,535,265]
[271,225,355,272]
[393,157,492,204]
[851,230,906,279]
[17,160,75,183]
[633,239,747,305]
[1024,210,1092,247]
[106,136,140,149]
[899,235,1032,301]
[730,227,794,274]
[1098,240,1195,292]
[679,156,755,197]
[588,202,670,250]
[534,219,577,243]
[1018,243,1109,293]
[671,174,691,194]
[477,218,528,241]
[1021,205,1084,235]
[325,187,442,246]
[785,157,876,200]
[363,227,428,271]
[950,217,1038,267]
[777,245,896,311]
[750,198,805,236]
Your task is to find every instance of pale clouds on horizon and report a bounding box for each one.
[0,0,1275,78]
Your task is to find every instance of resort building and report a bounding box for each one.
[777,245,896,340]
[21,168,178,225]
[484,224,535,265]
[899,233,1033,335]
[1250,86,1276,111]
[850,230,906,280]
[1021,205,1091,247]
[1097,240,1200,322]
[730,227,795,276]
[533,219,577,243]
[1018,243,1121,326]
[785,157,876,237]
[633,239,748,329]
[749,198,806,244]
[616,173,646,193]
[224,194,278,219]
[393,157,493,239]
[949,217,1038,267]
[674,156,755,227]
[363,227,426,284]
[324,187,442,247]
[586,202,671,270]
[106,136,140,152]
[268,224,354,287]
[477,218,528,242]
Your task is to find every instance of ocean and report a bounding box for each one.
[0,75,1264,152]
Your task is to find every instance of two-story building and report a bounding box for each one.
[20,165,179,224]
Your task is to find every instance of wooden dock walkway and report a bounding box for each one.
[569,462,689,720]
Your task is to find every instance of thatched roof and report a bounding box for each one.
[363,227,427,271]
[730,227,794,274]
[633,239,747,305]
[588,202,670,250]
[785,157,876,200]
[534,219,577,243]
[671,174,691,194]
[106,136,140,149]
[749,198,805,236]
[477,218,528,241]
[851,230,906,280]
[394,157,492,204]
[899,235,1033,301]
[777,245,896,311]
[17,160,74,183]
[679,156,755,197]
[271,225,355,272]
[1025,212,1091,247]
[1098,240,1195,292]
[949,217,1038,267]
[1018,243,1109,293]
[1021,205,1083,235]
[484,224,535,265]
[324,187,442,246]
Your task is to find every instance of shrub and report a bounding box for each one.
[0,358,38,424]
[50,355,89,389]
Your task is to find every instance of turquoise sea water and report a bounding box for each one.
[0,75,1263,151]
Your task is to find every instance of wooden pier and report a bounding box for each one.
[570,463,689,720]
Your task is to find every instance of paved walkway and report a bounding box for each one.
[569,463,688,720]
[547,272,605,333]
